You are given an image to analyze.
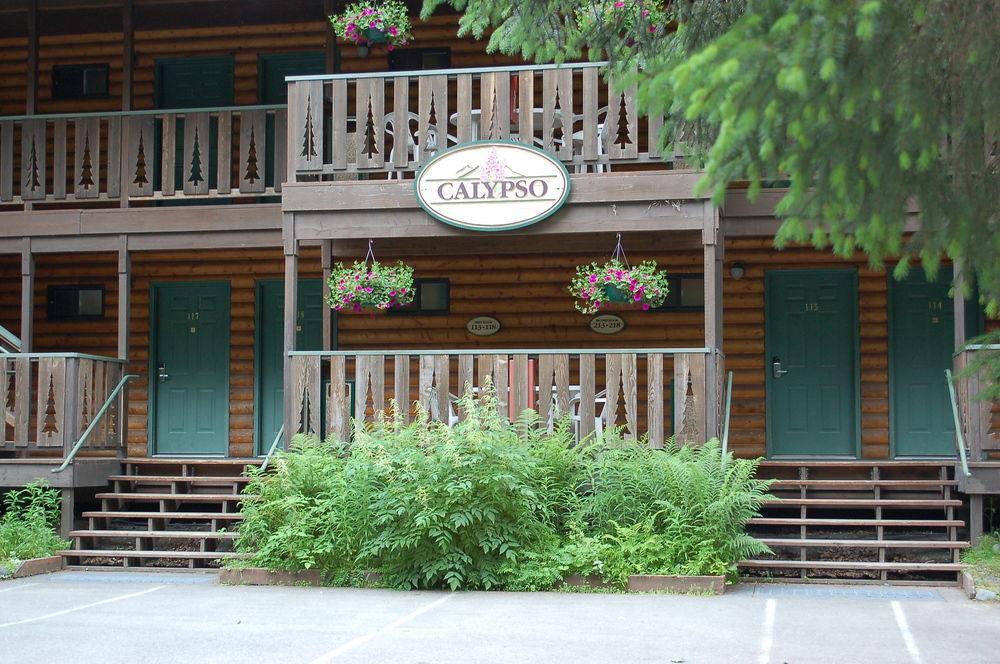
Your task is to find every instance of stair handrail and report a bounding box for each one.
[0,323,21,353]
[53,374,138,474]
[721,370,734,464]
[945,369,972,478]
[259,425,285,473]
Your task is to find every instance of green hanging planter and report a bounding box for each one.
[604,284,631,303]
[363,27,389,43]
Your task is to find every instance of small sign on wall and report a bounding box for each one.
[466,316,501,337]
[589,314,626,335]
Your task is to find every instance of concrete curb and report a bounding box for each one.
[10,556,63,579]
[627,575,726,595]
[219,568,322,586]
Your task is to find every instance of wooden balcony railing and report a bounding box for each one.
[287,348,723,448]
[0,105,286,205]
[286,62,678,179]
[954,345,1000,459]
[2,353,127,455]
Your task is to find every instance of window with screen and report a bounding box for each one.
[52,64,110,100]
[47,285,105,320]
[391,279,450,315]
[650,275,705,311]
[387,47,451,71]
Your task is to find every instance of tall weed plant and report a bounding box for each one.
[0,481,69,573]
[234,388,771,590]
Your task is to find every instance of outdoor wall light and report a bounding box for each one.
[730,262,746,280]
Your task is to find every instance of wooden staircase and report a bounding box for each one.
[741,461,969,583]
[60,458,261,570]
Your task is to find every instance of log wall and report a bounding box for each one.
[0,241,994,459]
[1,13,521,116]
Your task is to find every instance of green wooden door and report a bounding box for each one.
[154,56,235,195]
[152,281,230,456]
[765,270,858,457]
[255,279,324,454]
[259,52,325,191]
[890,267,955,457]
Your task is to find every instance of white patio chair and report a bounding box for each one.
[571,106,610,174]
[384,112,456,179]
[569,389,607,441]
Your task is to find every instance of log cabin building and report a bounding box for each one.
[0,0,996,582]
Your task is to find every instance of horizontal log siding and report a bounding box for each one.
[1,14,520,115]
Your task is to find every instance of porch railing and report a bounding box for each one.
[0,105,286,204]
[286,62,678,179]
[2,353,128,456]
[287,348,720,448]
[0,323,21,353]
[953,345,1000,461]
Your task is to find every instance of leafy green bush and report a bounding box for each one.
[961,532,1000,595]
[234,389,771,590]
[0,481,69,574]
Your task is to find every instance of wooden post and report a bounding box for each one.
[321,240,333,350]
[117,236,130,359]
[702,202,724,439]
[60,488,75,537]
[969,494,984,546]
[26,1,38,115]
[324,0,337,74]
[20,240,33,353]
[282,220,299,447]
[119,0,134,208]
[953,262,967,349]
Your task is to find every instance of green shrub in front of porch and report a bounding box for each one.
[233,393,772,590]
[0,481,70,576]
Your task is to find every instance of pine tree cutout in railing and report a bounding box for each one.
[78,131,95,189]
[614,92,632,149]
[300,94,317,159]
[487,85,498,140]
[299,384,313,434]
[133,129,149,186]
[552,88,564,146]
[188,127,204,186]
[25,135,41,193]
[41,374,58,436]
[79,381,90,432]
[426,93,440,153]
[678,370,698,443]
[362,96,379,158]
[244,125,260,184]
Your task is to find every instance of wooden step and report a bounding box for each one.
[759,538,970,549]
[96,492,242,502]
[82,511,244,520]
[122,458,262,466]
[758,460,955,468]
[749,518,964,527]
[739,559,965,572]
[767,479,956,488]
[109,475,251,484]
[71,530,237,540]
[60,549,243,560]
[762,498,962,508]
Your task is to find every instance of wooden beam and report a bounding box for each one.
[117,235,130,359]
[119,0,134,209]
[953,261,967,349]
[26,1,38,115]
[20,240,33,353]
[703,201,723,349]
[282,233,299,447]
[321,239,333,351]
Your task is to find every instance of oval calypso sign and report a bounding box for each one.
[415,141,571,232]
[589,314,626,335]
[466,316,501,337]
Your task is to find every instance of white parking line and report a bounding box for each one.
[0,585,164,629]
[891,601,922,664]
[0,582,38,594]
[307,592,455,663]
[757,598,776,664]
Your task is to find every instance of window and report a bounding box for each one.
[650,275,705,311]
[391,279,450,315]
[52,64,110,100]
[47,285,105,320]
[387,47,451,72]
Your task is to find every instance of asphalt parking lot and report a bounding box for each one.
[1,571,998,664]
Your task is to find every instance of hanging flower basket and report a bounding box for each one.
[570,234,670,314]
[327,247,414,313]
[330,0,412,53]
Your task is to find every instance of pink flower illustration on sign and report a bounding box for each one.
[479,148,508,183]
